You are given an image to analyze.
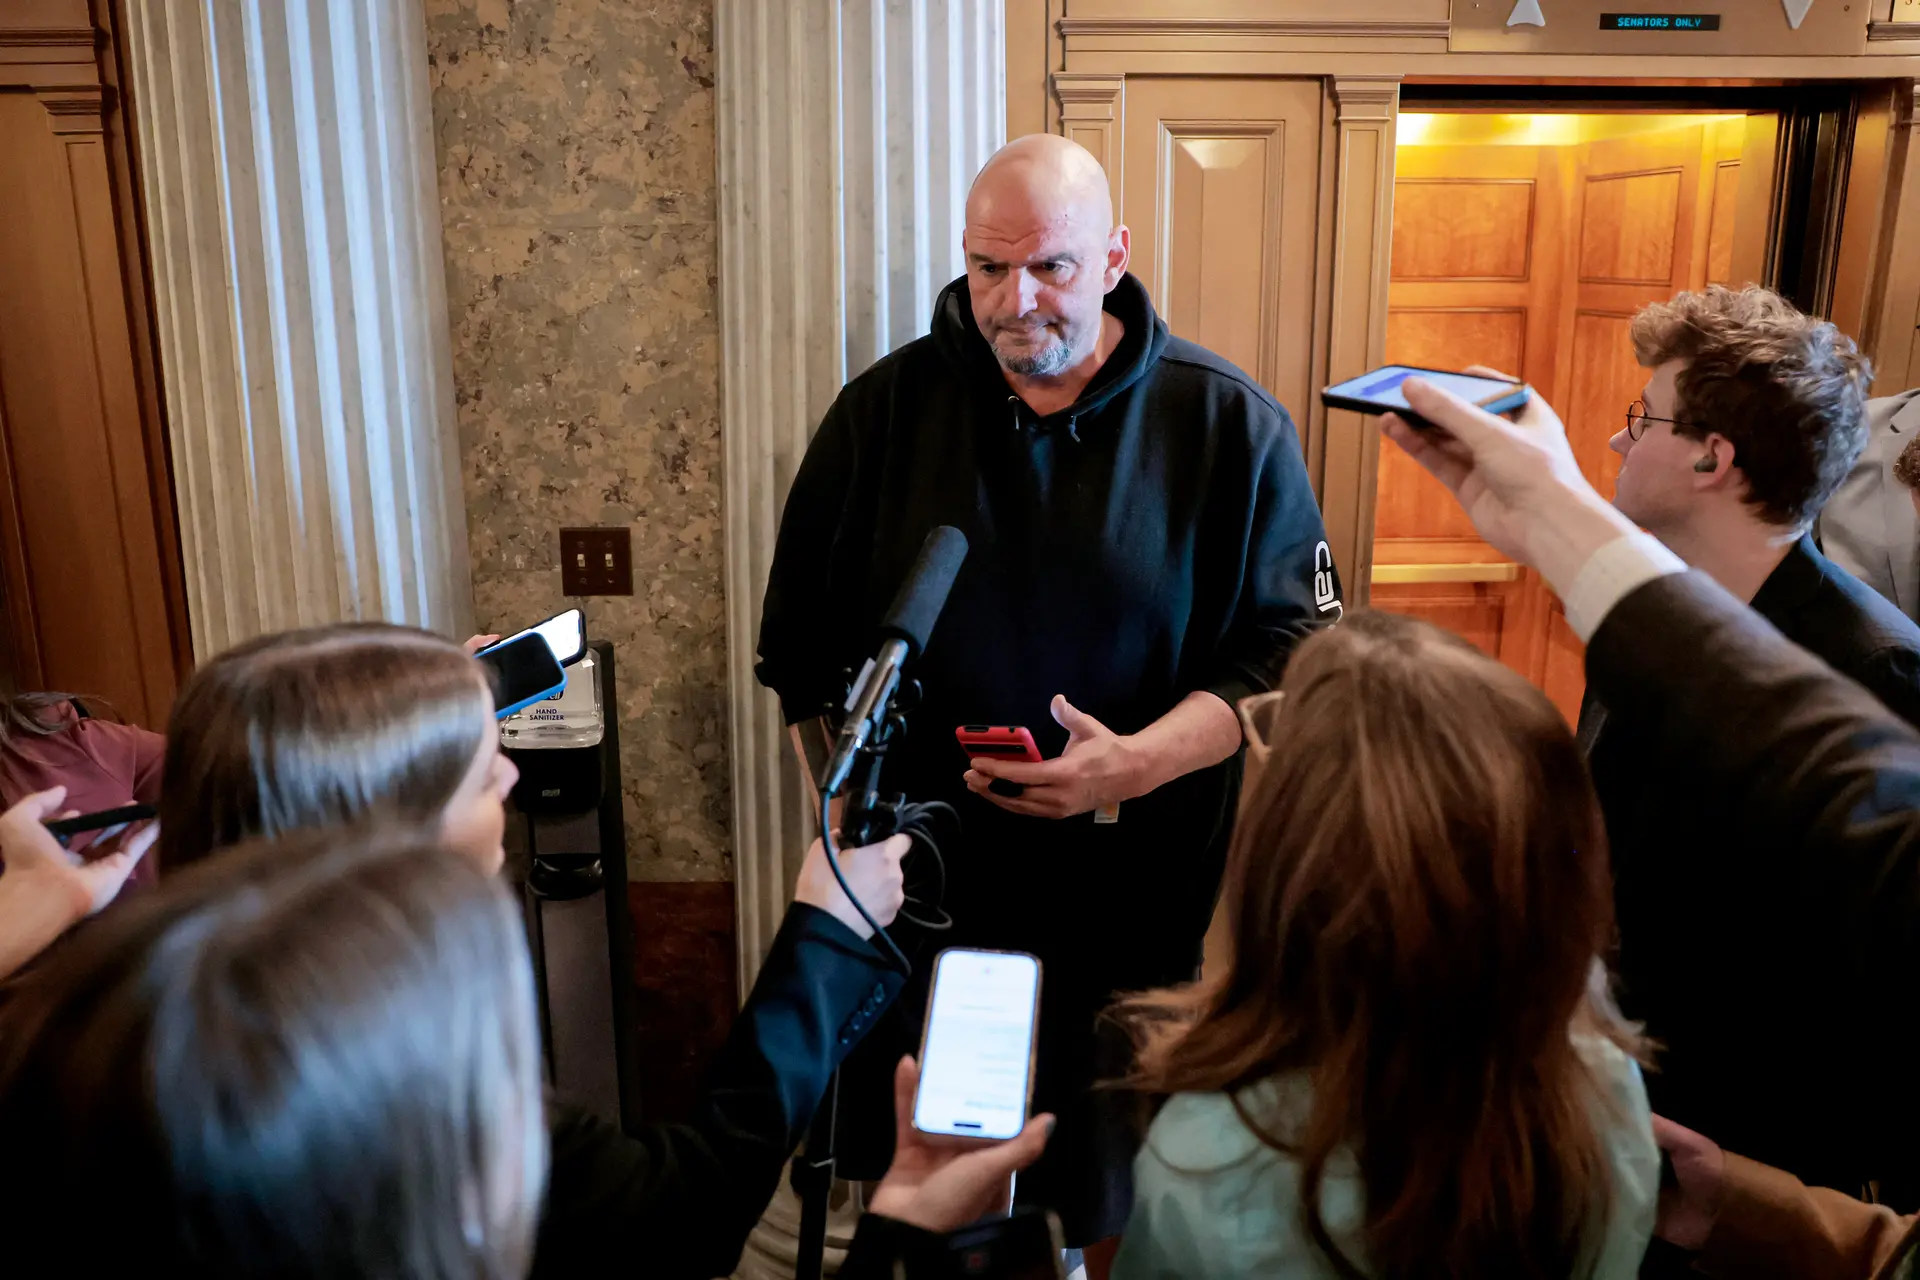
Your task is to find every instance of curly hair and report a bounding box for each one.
[1630,285,1872,530]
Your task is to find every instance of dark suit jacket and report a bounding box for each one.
[1583,567,1920,1202]
[529,903,904,1280]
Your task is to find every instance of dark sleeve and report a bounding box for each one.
[839,1214,948,1279]
[1584,571,1920,993]
[756,392,869,725]
[1853,646,1920,732]
[1201,404,1342,708]
[529,904,907,1280]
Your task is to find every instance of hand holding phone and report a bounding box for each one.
[956,725,1042,798]
[1323,364,1530,429]
[0,788,155,919]
[870,1051,1056,1236]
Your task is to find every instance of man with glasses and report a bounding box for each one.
[1582,285,1920,1250]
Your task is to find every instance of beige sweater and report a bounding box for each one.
[1698,1153,1920,1280]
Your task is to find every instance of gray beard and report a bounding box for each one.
[993,332,1077,377]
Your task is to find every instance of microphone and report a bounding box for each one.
[819,526,969,799]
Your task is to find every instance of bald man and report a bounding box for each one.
[755,135,1340,1262]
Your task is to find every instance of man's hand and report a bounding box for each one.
[1651,1114,1727,1252]
[867,1055,1055,1232]
[964,695,1144,819]
[463,634,501,656]
[1386,369,1638,594]
[793,832,909,939]
[0,786,156,922]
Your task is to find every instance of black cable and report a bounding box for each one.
[892,799,955,934]
[818,795,957,977]
[820,793,914,975]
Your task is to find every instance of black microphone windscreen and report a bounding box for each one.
[878,525,969,660]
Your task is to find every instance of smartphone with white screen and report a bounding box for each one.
[498,607,587,667]
[1322,364,1530,428]
[912,947,1042,1140]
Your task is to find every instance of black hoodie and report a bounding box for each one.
[757,272,1340,983]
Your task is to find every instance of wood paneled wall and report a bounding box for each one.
[0,0,187,726]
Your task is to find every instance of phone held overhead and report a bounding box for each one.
[1322,365,1531,430]
[474,607,585,720]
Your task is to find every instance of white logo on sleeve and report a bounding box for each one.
[1314,542,1343,619]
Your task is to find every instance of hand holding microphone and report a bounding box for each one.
[795,833,909,939]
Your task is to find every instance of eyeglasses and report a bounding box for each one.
[1236,690,1285,770]
[1625,399,1698,441]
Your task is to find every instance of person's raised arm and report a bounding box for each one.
[529,832,910,1280]
[1386,376,1920,1070]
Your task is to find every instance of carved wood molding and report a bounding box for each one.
[1052,72,1125,192]
[1333,75,1401,124]
[1051,71,1124,117]
[0,27,99,48]
[36,85,108,135]
[1322,74,1403,603]
[1056,17,1448,39]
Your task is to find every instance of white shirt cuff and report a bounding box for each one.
[1561,532,1687,643]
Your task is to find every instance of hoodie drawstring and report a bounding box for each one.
[1007,395,1083,443]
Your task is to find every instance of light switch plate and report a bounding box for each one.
[559,527,634,596]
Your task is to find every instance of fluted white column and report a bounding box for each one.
[718,0,1004,992]
[124,0,472,656]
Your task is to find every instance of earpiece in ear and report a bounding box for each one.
[1693,456,1718,474]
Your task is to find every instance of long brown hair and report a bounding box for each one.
[158,623,490,870]
[1120,610,1643,1279]
[0,823,547,1278]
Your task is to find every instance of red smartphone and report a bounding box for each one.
[956,725,1042,798]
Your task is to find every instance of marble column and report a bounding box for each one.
[717,0,1005,992]
[123,0,472,657]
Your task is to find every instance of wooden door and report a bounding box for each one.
[1374,119,1753,723]
[1541,122,1745,716]
[1373,143,1570,686]
[1118,77,1325,423]
[0,3,189,726]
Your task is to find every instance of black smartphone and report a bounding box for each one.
[44,803,157,847]
[474,632,568,719]
[1322,364,1531,428]
[501,606,587,667]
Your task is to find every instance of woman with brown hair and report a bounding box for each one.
[0,823,548,1278]
[152,618,913,1280]
[1112,610,1658,1279]
[158,622,518,874]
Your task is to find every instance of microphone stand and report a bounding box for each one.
[792,687,913,1280]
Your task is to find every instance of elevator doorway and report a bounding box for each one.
[1371,106,1810,724]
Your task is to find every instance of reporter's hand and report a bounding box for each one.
[1651,1114,1726,1252]
[965,694,1143,819]
[1384,370,1637,593]
[793,833,909,938]
[0,786,156,920]
[463,634,501,656]
[867,1055,1055,1232]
